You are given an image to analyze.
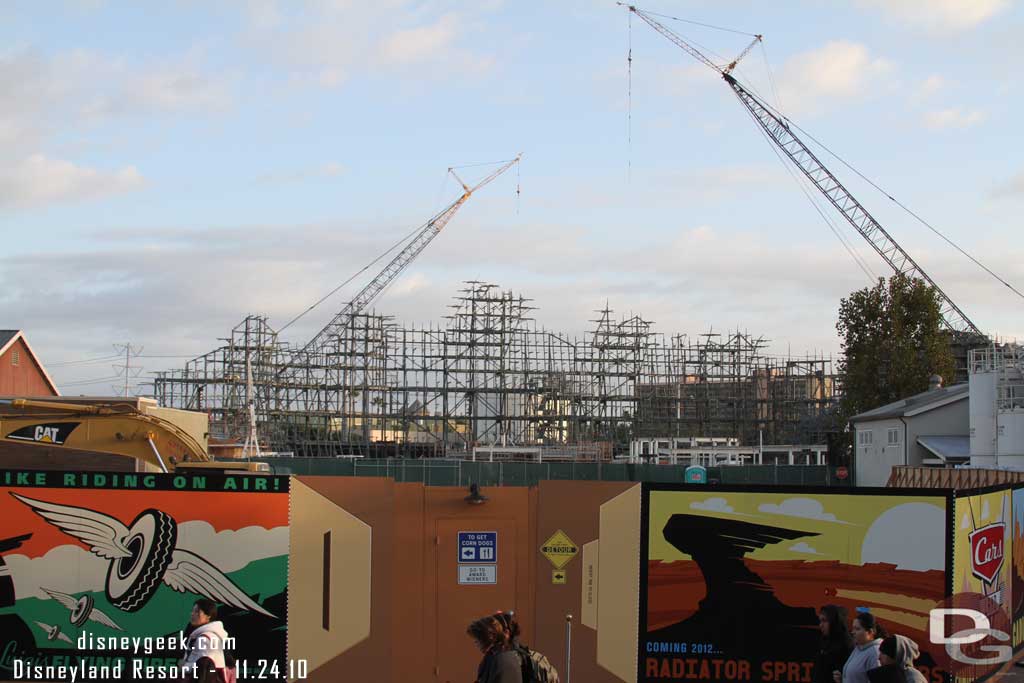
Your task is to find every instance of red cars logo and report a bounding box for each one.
[969,523,1005,584]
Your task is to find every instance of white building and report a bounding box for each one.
[851,343,1024,486]
[968,344,1024,468]
[850,381,969,487]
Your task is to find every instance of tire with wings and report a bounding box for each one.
[69,594,94,626]
[105,509,177,612]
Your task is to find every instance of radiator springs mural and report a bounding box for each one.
[639,488,949,683]
[0,471,289,680]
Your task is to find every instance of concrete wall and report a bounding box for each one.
[905,399,968,464]
[855,399,968,486]
[854,417,904,486]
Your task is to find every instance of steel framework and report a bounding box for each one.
[152,282,839,457]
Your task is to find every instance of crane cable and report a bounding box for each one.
[628,8,632,183]
[644,5,1024,304]
[749,110,878,283]
[779,117,1024,302]
[636,15,876,282]
[278,159,518,335]
[734,45,1024,302]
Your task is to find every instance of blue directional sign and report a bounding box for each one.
[458,531,497,564]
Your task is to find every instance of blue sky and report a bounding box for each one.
[2,0,1022,394]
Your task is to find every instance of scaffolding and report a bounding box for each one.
[152,281,840,458]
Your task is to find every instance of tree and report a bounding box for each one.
[836,274,955,421]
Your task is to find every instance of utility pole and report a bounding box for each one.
[112,343,143,397]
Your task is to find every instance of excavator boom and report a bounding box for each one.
[0,399,267,473]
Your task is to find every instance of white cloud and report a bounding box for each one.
[7,545,108,599]
[689,497,735,513]
[788,542,823,555]
[379,13,460,65]
[913,74,947,100]
[775,41,892,117]
[923,108,987,130]
[174,521,288,574]
[255,161,346,185]
[857,0,1010,31]
[0,47,234,158]
[0,154,143,209]
[251,4,496,89]
[992,171,1024,199]
[758,497,852,524]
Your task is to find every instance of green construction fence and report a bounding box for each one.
[252,457,852,488]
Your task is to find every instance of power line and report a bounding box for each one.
[112,343,143,397]
[48,354,123,367]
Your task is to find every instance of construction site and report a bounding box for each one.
[148,9,1000,464]
[152,281,839,460]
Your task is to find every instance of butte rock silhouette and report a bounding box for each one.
[648,513,820,660]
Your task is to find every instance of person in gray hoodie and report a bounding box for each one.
[835,612,886,683]
[876,635,928,683]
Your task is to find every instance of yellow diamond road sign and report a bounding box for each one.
[541,530,578,569]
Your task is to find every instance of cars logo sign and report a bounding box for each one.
[969,522,1005,584]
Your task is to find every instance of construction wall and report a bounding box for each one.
[17,473,1024,683]
[639,485,950,683]
[285,477,643,683]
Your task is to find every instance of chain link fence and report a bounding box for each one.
[254,457,851,487]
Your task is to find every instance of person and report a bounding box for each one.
[813,605,854,683]
[874,635,927,683]
[493,611,521,647]
[467,614,523,683]
[835,612,886,683]
[181,599,231,683]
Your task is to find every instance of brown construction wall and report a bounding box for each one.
[291,477,538,683]
[533,480,636,682]
[288,477,638,683]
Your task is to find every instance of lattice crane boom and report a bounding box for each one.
[623,5,982,336]
[296,154,521,357]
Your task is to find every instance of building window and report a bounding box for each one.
[858,430,873,447]
[887,428,900,445]
[10,350,19,366]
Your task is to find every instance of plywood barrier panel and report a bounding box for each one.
[0,469,289,681]
[424,485,532,683]
[291,476,398,682]
[288,478,371,676]
[534,480,636,683]
[598,484,642,683]
[639,486,948,683]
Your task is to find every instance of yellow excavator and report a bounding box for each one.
[0,398,268,473]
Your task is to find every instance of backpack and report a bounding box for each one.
[516,645,559,683]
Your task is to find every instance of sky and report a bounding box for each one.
[2,0,1022,395]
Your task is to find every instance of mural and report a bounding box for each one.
[0,470,288,680]
[1014,487,1024,650]
[950,491,1013,682]
[640,488,948,683]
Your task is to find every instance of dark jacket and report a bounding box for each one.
[475,648,522,683]
[813,638,854,683]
